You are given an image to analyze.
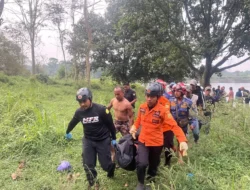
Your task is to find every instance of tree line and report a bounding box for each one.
[1,0,250,86]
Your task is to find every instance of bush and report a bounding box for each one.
[35,74,50,83]
[29,74,56,85]
[91,82,101,90]
[0,72,9,83]
[131,84,136,89]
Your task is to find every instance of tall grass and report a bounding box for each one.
[0,74,250,190]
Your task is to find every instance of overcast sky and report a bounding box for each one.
[1,0,249,72]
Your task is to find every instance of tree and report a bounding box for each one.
[14,0,47,75]
[4,23,28,66]
[92,0,190,83]
[67,12,104,81]
[0,33,28,75]
[0,0,4,22]
[153,0,250,86]
[44,57,59,76]
[83,0,92,87]
[46,0,68,76]
[69,0,80,81]
[67,0,104,83]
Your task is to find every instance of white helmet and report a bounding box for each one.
[185,84,192,92]
[190,79,197,86]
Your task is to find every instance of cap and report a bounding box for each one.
[190,79,197,86]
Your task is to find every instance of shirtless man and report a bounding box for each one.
[107,86,133,136]
[108,86,133,163]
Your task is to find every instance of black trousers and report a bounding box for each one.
[136,142,163,184]
[163,131,174,166]
[82,137,113,185]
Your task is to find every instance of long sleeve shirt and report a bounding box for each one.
[66,103,116,141]
[134,102,165,146]
[169,97,196,127]
[158,96,187,143]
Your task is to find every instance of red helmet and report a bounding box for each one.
[173,83,186,94]
[156,79,167,90]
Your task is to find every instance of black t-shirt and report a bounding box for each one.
[66,103,116,141]
[124,88,137,108]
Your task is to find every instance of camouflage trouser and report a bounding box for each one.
[114,120,130,136]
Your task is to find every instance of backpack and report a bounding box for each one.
[115,134,137,171]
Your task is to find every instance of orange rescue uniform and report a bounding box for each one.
[158,96,187,143]
[134,102,165,146]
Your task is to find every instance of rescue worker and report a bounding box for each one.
[65,88,116,190]
[189,79,205,130]
[185,84,200,143]
[189,79,205,109]
[156,80,187,166]
[169,83,195,136]
[203,86,216,134]
[204,86,216,108]
[129,83,188,190]
[123,82,137,109]
[165,82,176,100]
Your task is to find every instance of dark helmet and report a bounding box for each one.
[145,82,161,97]
[76,88,92,102]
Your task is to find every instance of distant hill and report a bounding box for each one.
[211,70,250,83]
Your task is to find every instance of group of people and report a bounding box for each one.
[235,87,250,104]
[203,85,250,104]
[64,79,242,190]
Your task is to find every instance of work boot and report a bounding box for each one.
[136,183,145,190]
[164,156,171,167]
[107,163,116,178]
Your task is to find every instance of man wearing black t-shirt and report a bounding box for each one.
[123,82,137,108]
[65,88,116,189]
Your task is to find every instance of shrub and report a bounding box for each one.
[35,74,50,83]
[0,72,9,83]
[29,74,56,85]
[91,82,101,90]
[131,84,136,89]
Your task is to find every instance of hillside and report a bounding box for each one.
[0,73,250,190]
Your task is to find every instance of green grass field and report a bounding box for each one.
[0,73,250,190]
